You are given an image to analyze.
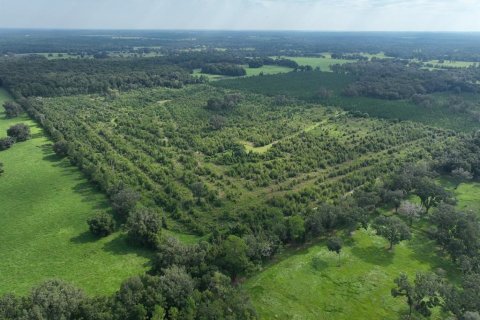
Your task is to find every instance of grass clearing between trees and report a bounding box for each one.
[0,88,150,296]
[244,228,459,320]
[280,55,355,71]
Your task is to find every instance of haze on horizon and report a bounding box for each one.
[0,0,479,32]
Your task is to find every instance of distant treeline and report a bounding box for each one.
[333,60,480,100]
[0,55,202,98]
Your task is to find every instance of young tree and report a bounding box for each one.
[398,201,423,226]
[327,237,343,265]
[126,208,162,249]
[28,279,86,320]
[414,178,450,213]
[111,188,141,219]
[3,101,22,118]
[159,265,195,308]
[287,215,305,243]
[87,212,115,237]
[217,235,252,283]
[452,168,473,189]
[190,182,207,202]
[391,273,444,318]
[382,189,405,212]
[373,216,411,250]
[209,115,227,130]
[7,123,30,142]
[430,204,480,261]
[53,139,69,157]
[0,137,15,151]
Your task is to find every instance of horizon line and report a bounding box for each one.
[1,27,480,33]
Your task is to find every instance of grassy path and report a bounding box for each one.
[0,88,150,295]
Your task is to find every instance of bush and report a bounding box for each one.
[87,213,115,237]
[112,188,141,219]
[126,208,162,248]
[53,140,69,157]
[7,123,30,142]
[3,101,22,118]
[0,137,15,151]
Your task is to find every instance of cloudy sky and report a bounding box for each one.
[0,0,479,31]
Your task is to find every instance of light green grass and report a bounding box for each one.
[194,65,294,81]
[360,52,389,60]
[245,65,294,76]
[245,228,457,320]
[0,88,150,296]
[193,69,228,80]
[438,177,480,213]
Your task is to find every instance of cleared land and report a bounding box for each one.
[193,65,294,80]
[245,228,458,320]
[279,55,355,71]
[0,88,150,295]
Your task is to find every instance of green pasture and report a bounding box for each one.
[0,88,150,296]
[194,64,294,81]
[245,65,294,76]
[245,228,458,320]
[279,55,355,71]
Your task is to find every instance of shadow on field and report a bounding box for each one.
[73,181,109,209]
[38,143,70,166]
[31,132,44,139]
[405,234,457,280]
[103,234,152,261]
[351,245,394,266]
[70,231,97,244]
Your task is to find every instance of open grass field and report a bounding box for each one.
[194,65,294,80]
[439,177,480,214]
[245,65,294,76]
[245,228,458,320]
[280,55,355,71]
[0,88,150,296]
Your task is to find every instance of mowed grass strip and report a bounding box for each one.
[245,228,458,320]
[0,88,150,296]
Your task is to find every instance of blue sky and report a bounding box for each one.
[0,0,479,31]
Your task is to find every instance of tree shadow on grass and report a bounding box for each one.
[70,230,97,244]
[405,234,458,281]
[103,234,152,262]
[311,257,330,271]
[30,131,44,139]
[72,181,110,210]
[351,245,394,266]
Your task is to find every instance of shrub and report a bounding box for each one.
[0,137,15,151]
[87,213,115,237]
[3,101,22,118]
[126,208,162,248]
[112,188,141,219]
[7,123,30,142]
[53,140,69,157]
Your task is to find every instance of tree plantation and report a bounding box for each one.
[1,30,480,320]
